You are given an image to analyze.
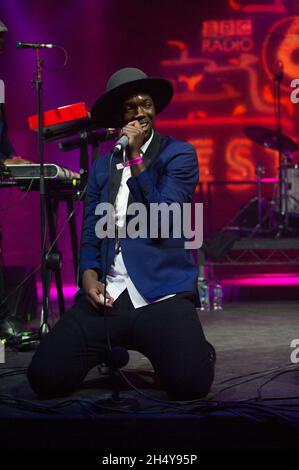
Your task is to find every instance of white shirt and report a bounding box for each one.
[106,132,175,308]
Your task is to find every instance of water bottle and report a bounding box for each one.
[213,283,223,311]
[197,277,210,311]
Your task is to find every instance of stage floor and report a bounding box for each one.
[0,300,299,449]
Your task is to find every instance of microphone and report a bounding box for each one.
[113,134,128,155]
[59,128,119,152]
[16,41,56,49]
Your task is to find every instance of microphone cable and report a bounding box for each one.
[99,151,130,372]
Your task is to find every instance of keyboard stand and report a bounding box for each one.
[45,189,81,317]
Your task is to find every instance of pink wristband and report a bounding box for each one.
[116,155,143,170]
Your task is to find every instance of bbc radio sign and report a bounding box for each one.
[0,79,4,104]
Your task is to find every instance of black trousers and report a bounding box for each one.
[28,289,215,400]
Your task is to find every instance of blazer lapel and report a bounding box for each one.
[142,131,162,169]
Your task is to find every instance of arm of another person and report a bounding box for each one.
[0,130,31,164]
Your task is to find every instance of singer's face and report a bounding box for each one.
[121,93,155,143]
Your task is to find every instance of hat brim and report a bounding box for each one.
[91,77,173,128]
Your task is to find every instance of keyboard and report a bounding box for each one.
[6,163,80,181]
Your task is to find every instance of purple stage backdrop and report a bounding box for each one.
[1,0,299,289]
[1,0,181,284]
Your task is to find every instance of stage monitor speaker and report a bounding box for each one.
[2,266,38,322]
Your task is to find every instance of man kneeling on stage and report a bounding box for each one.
[28,67,215,400]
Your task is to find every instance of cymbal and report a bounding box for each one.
[244,126,298,153]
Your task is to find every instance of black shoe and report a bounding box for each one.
[0,315,25,340]
[207,341,216,365]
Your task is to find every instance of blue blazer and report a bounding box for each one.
[78,132,199,302]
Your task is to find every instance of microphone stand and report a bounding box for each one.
[98,346,140,411]
[95,151,139,411]
[274,64,289,236]
[33,49,51,336]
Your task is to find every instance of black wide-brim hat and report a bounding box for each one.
[91,67,173,128]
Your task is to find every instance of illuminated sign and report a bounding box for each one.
[262,16,299,93]
[228,0,286,13]
[202,20,252,37]
[159,6,297,201]
[225,138,255,189]
[189,138,214,189]
[202,19,254,53]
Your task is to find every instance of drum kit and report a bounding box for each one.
[239,125,299,236]
[234,63,299,237]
